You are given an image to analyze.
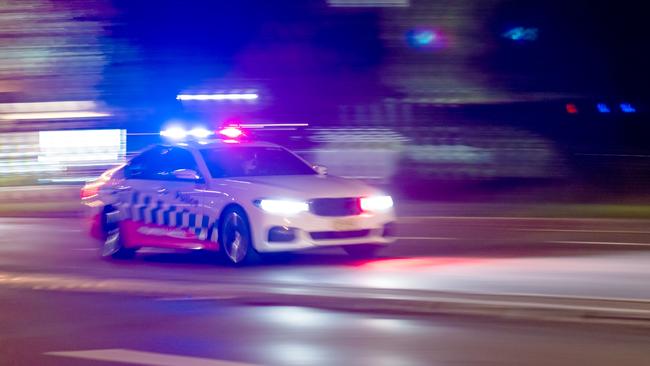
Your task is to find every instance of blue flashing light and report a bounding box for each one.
[160,127,187,140]
[406,28,445,49]
[620,103,636,113]
[597,103,611,113]
[413,30,436,45]
[503,27,539,41]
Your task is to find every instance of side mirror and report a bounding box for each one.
[313,165,327,176]
[172,169,201,181]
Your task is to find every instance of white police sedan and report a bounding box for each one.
[82,130,396,264]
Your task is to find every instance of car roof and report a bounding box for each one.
[165,139,283,150]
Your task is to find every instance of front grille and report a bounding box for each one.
[382,222,397,237]
[310,229,370,240]
[309,197,361,217]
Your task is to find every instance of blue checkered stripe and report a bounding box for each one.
[117,191,219,242]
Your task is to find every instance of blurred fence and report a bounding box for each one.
[1,124,650,205]
[0,185,78,203]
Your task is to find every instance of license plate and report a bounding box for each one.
[332,218,359,231]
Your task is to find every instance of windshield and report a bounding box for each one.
[200,146,316,178]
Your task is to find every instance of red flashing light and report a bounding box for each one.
[218,127,244,139]
[566,103,578,114]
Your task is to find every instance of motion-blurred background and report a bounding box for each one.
[1,0,648,204]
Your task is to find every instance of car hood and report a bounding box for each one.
[210,175,383,199]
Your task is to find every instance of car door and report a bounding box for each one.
[121,146,212,249]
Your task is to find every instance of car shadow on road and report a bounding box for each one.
[122,244,638,269]
[131,248,392,268]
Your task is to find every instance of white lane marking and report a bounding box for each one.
[514,228,650,234]
[413,297,650,315]
[547,240,650,247]
[576,153,650,158]
[156,295,236,301]
[463,291,650,305]
[396,236,457,240]
[395,236,650,247]
[399,216,650,222]
[3,271,650,320]
[45,349,256,366]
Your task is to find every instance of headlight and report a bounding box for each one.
[360,195,393,212]
[255,199,309,215]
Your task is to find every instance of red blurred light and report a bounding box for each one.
[80,184,100,200]
[359,257,481,270]
[80,164,123,200]
[218,127,244,139]
[566,103,578,114]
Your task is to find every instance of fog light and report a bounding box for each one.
[268,226,296,243]
[382,222,397,237]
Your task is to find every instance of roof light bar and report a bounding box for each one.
[188,127,213,138]
[160,127,214,140]
[160,127,188,140]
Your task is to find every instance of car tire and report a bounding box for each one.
[220,207,259,265]
[100,212,136,260]
[343,244,383,259]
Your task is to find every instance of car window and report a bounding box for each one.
[126,146,200,181]
[200,146,316,178]
[124,147,161,180]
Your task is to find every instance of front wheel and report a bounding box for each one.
[343,244,383,259]
[220,207,259,265]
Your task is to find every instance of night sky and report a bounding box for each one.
[97,0,647,118]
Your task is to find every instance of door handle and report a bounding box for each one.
[156,187,169,195]
[115,186,131,191]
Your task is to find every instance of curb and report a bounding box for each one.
[0,185,80,201]
[1,271,649,327]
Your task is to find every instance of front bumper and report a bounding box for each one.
[248,208,397,253]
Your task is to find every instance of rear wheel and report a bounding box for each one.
[220,207,258,265]
[343,244,383,259]
[100,211,136,260]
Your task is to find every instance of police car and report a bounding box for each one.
[82,127,396,264]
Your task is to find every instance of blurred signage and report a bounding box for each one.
[0,129,126,182]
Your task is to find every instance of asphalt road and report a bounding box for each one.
[2,287,650,366]
[2,216,650,365]
[1,217,650,300]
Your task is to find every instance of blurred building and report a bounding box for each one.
[0,0,646,189]
[0,0,125,184]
